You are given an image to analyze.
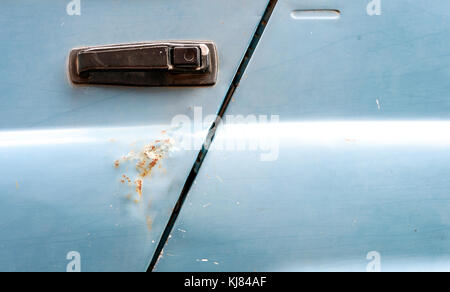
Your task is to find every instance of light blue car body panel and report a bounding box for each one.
[0,0,269,271]
[155,0,450,271]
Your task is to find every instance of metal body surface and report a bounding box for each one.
[155,0,450,272]
[2,0,450,273]
[0,0,269,271]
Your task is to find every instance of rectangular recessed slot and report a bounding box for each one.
[291,9,341,20]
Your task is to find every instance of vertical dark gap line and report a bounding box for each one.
[147,0,278,272]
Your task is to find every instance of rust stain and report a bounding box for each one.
[135,178,143,200]
[114,136,173,230]
[120,174,132,185]
[146,216,153,231]
[132,139,173,181]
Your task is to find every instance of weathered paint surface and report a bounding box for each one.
[0,0,269,271]
[155,0,450,272]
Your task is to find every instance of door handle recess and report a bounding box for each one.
[68,41,218,86]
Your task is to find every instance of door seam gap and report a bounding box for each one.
[147,0,278,272]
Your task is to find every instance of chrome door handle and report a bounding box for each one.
[68,41,218,86]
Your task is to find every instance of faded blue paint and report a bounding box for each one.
[0,0,269,271]
[155,0,450,272]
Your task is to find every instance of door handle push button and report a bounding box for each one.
[172,47,201,67]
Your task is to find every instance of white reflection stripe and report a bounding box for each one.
[218,121,450,146]
[2,121,450,148]
[0,125,169,147]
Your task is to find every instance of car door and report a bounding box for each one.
[155,0,450,271]
[0,0,269,271]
